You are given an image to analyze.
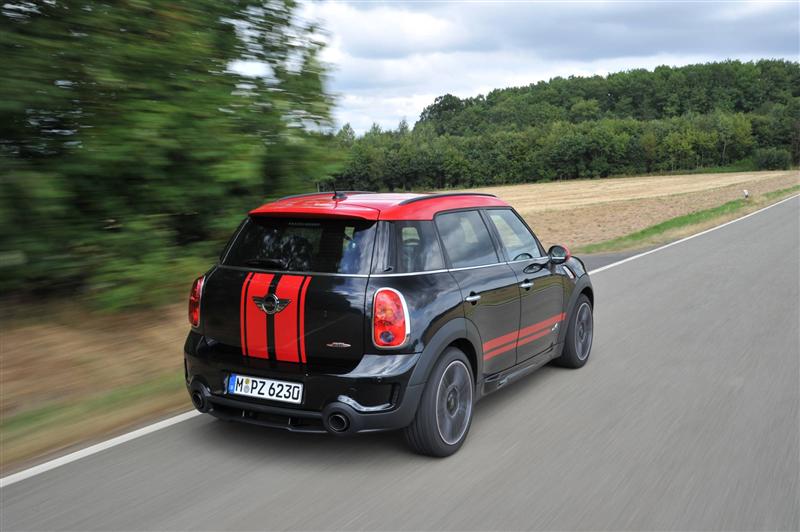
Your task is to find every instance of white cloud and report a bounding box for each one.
[297,0,799,133]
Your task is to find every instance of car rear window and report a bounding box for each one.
[224,217,376,274]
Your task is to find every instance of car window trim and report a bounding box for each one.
[222,261,513,278]
[218,264,371,278]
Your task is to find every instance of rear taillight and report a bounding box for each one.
[188,275,204,327]
[373,288,409,348]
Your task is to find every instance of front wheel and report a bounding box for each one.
[404,347,474,457]
[552,294,593,368]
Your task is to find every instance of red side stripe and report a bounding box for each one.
[273,275,305,362]
[298,276,311,363]
[514,328,552,349]
[517,313,565,339]
[240,272,254,356]
[483,328,520,352]
[483,340,516,361]
[243,273,273,359]
[482,312,567,361]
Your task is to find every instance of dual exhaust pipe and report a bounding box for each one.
[189,379,356,435]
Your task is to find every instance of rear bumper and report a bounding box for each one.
[184,333,424,434]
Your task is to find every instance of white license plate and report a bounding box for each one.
[227,373,303,404]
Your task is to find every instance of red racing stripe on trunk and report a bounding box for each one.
[240,272,254,356]
[273,275,305,362]
[298,276,311,363]
[243,272,273,359]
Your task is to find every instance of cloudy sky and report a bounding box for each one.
[297,1,799,133]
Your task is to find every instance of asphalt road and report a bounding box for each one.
[2,197,798,531]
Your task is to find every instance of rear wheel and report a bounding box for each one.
[552,294,593,368]
[404,347,474,457]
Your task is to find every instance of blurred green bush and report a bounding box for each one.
[754,148,792,170]
[0,1,342,310]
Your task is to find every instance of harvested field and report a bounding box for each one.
[464,170,798,247]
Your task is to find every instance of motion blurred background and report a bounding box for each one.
[1,1,798,469]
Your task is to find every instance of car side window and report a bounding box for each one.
[392,220,445,273]
[435,210,499,268]
[486,209,542,261]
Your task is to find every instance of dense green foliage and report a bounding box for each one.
[334,60,799,190]
[1,1,338,308]
[1,9,796,314]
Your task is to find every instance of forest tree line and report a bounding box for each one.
[0,1,796,312]
[332,60,799,191]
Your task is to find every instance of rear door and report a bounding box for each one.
[434,210,521,375]
[202,216,376,372]
[484,208,565,363]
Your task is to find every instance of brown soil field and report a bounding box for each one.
[2,169,798,471]
[463,170,798,247]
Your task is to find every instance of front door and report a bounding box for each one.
[484,208,565,363]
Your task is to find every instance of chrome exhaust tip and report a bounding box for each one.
[189,381,211,413]
[190,391,205,411]
[326,412,350,434]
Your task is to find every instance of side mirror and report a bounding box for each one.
[548,244,571,265]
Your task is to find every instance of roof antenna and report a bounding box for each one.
[332,181,346,201]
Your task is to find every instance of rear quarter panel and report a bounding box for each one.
[365,272,464,354]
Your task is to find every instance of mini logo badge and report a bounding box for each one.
[253,293,291,315]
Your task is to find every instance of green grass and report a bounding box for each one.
[1,373,184,442]
[577,199,747,254]
[577,184,800,254]
[764,183,800,200]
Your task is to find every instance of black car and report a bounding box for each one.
[185,191,594,456]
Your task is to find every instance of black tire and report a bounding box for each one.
[552,294,593,368]
[404,347,474,457]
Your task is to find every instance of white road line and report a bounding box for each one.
[587,193,799,275]
[0,411,201,488]
[2,193,797,489]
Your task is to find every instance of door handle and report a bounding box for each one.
[520,280,533,290]
[465,293,481,304]
[523,257,550,273]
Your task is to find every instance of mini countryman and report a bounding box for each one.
[185,191,594,456]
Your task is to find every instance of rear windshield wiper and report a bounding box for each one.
[244,258,287,269]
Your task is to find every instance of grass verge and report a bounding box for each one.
[1,373,187,471]
[575,185,800,254]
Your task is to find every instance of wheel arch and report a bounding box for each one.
[409,317,483,386]
[580,285,594,307]
[558,274,594,345]
[448,338,478,383]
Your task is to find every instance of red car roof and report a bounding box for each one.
[249,192,510,221]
